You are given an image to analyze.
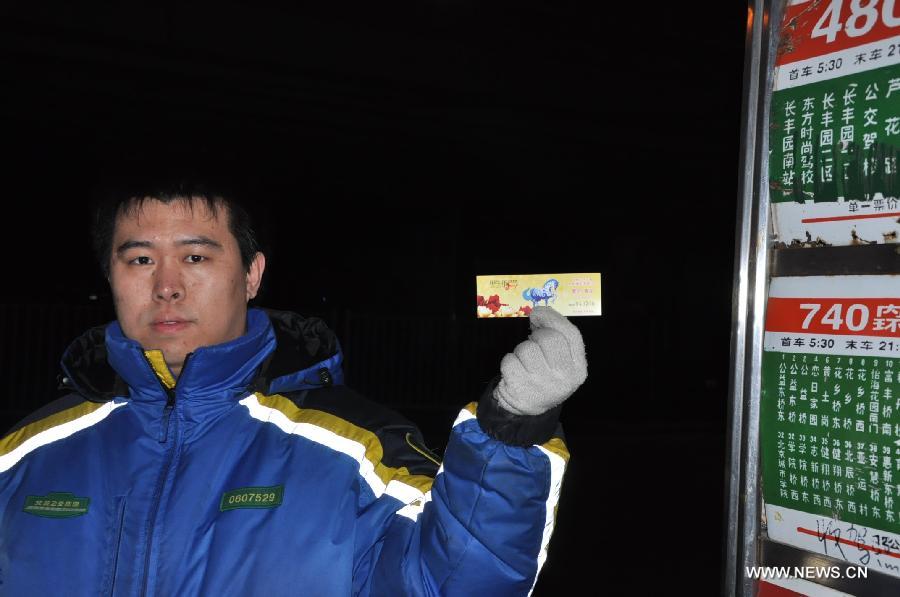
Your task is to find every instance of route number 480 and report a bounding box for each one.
[812,0,900,43]
[800,303,870,331]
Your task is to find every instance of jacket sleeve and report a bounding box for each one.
[354,385,569,597]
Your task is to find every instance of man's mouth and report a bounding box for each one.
[152,319,191,333]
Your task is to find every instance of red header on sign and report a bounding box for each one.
[757,581,804,597]
[777,0,900,65]
[766,297,900,337]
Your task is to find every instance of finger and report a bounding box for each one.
[530,307,587,371]
[529,306,582,347]
[529,327,573,370]
[499,351,531,390]
[513,339,554,377]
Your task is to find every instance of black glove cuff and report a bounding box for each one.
[476,377,564,447]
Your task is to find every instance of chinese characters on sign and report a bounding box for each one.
[766,351,898,519]
[771,68,900,206]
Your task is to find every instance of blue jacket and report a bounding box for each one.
[0,309,568,596]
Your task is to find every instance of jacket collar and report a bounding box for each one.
[104,308,275,402]
[60,308,344,403]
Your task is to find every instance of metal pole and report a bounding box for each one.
[725,0,783,594]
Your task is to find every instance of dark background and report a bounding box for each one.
[1,2,747,594]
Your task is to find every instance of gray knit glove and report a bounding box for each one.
[493,306,588,416]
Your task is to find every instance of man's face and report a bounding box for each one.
[108,198,265,377]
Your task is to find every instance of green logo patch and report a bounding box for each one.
[220,485,283,511]
[24,492,90,518]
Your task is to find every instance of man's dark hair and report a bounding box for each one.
[91,169,261,279]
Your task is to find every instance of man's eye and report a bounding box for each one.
[186,255,206,264]
[129,256,152,265]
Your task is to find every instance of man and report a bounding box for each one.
[0,180,587,595]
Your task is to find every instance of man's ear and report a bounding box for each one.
[245,252,266,301]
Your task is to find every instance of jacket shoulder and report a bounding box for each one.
[3,393,100,438]
[1,394,119,473]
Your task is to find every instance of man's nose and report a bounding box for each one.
[153,262,185,302]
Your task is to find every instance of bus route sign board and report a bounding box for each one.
[770,0,900,246]
[761,274,900,577]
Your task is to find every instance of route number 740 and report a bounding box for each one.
[800,303,870,331]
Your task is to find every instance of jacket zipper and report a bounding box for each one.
[158,387,176,443]
[140,352,191,597]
